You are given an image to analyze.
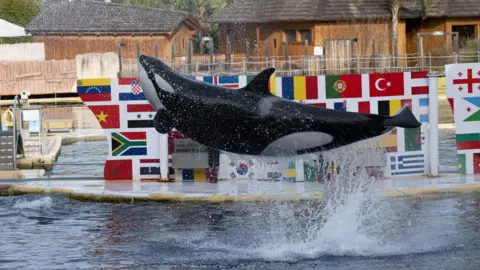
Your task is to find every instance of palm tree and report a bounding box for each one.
[355,0,433,63]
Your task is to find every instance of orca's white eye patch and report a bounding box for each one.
[154,74,175,93]
[138,64,164,110]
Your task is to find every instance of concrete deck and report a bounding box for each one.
[0,174,479,202]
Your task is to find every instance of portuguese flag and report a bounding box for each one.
[326,74,362,99]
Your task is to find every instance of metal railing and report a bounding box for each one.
[121,51,480,77]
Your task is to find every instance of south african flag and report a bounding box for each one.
[111,132,147,156]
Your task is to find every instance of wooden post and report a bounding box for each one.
[477,36,480,62]
[210,40,214,74]
[245,40,250,60]
[117,44,123,74]
[256,26,260,59]
[187,39,192,74]
[136,43,140,59]
[288,56,292,76]
[356,54,360,74]
[242,57,246,73]
[171,44,175,68]
[372,39,376,69]
[265,40,269,69]
[154,43,158,58]
[284,41,289,60]
[227,39,232,71]
[305,39,309,56]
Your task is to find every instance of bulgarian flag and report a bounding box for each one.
[325,74,362,99]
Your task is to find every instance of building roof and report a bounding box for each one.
[26,0,202,35]
[0,19,29,37]
[210,0,480,24]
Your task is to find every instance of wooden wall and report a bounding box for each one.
[406,17,480,56]
[218,20,405,58]
[168,25,195,57]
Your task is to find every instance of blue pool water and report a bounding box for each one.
[0,194,478,269]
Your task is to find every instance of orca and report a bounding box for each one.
[138,55,421,157]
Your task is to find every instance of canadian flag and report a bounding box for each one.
[369,72,405,97]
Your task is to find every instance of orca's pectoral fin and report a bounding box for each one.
[153,109,173,134]
[384,105,421,128]
[243,68,276,96]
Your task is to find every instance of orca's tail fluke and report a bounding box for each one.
[383,105,421,128]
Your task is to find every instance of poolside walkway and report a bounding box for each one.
[1,174,479,202]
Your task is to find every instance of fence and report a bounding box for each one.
[121,51,480,77]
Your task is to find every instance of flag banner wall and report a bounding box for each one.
[78,70,432,181]
[446,63,480,175]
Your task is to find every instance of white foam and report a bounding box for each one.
[13,196,53,210]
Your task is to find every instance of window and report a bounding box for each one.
[286,30,296,42]
[300,30,312,43]
[273,39,277,48]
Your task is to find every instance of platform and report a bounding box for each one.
[1,174,479,202]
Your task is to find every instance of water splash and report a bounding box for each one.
[13,196,54,210]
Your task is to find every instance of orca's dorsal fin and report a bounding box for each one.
[243,68,275,96]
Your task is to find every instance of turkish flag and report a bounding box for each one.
[369,72,405,97]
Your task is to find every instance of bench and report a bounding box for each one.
[44,120,74,133]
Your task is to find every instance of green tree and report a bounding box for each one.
[0,0,40,27]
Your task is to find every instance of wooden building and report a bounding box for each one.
[210,0,480,58]
[26,0,203,60]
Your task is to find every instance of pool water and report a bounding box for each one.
[0,194,478,269]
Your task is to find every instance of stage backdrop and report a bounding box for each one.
[77,70,431,181]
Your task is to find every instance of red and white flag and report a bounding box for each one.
[369,72,405,97]
[408,71,429,95]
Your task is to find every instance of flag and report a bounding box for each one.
[358,101,370,114]
[419,98,429,123]
[405,127,422,152]
[410,71,429,95]
[77,79,111,102]
[456,133,480,150]
[182,169,206,181]
[268,74,276,96]
[452,68,480,94]
[458,153,466,175]
[88,105,120,129]
[325,74,362,99]
[377,99,410,116]
[282,77,294,100]
[236,163,249,176]
[216,76,240,88]
[111,132,147,156]
[292,76,318,100]
[474,153,480,174]
[369,72,405,97]
[118,77,145,101]
[390,154,425,176]
[334,101,346,111]
[126,104,155,129]
[307,103,326,108]
[104,159,133,180]
[378,130,398,152]
[139,159,160,180]
[462,97,480,122]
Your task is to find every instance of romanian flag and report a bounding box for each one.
[326,74,362,99]
[77,79,111,102]
[280,76,319,100]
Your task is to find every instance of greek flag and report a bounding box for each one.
[390,154,425,176]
